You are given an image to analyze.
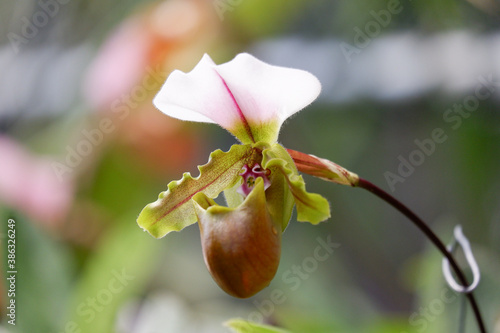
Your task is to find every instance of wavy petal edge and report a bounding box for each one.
[137,144,260,238]
[262,143,331,225]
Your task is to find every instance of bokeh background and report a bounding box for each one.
[1,0,500,332]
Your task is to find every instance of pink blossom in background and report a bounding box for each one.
[83,0,220,111]
[83,18,153,110]
[0,136,74,226]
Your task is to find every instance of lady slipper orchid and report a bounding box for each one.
[137,53,359,298]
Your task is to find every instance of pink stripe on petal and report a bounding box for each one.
[216,53,321,127]
[153,53,321,143]
[213,70,255,143]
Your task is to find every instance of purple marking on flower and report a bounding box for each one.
[237,163,271,197]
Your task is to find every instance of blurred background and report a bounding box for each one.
[1,0,500,332]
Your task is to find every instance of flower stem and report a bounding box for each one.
[356,178,486,333]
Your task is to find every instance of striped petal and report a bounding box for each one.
[153,53,321,143]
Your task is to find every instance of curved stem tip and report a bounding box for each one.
[356,178,486,333]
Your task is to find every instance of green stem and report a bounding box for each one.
[356,178,486,333]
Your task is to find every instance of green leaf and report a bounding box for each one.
[262,144,330,225]
[137,144,259,238]
[69,211,160,333]
[1,213,73,333]
[225,319,292,333]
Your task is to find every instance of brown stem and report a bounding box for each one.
[286,148,486,331]
[357,178,486,333]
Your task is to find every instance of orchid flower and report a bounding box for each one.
[137,53,359,298]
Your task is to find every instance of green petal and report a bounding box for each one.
[223,180,245,208]
[224,319,292,333]
[231,119,280,144]
[137,144,260,238]
[262,144,331,225]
